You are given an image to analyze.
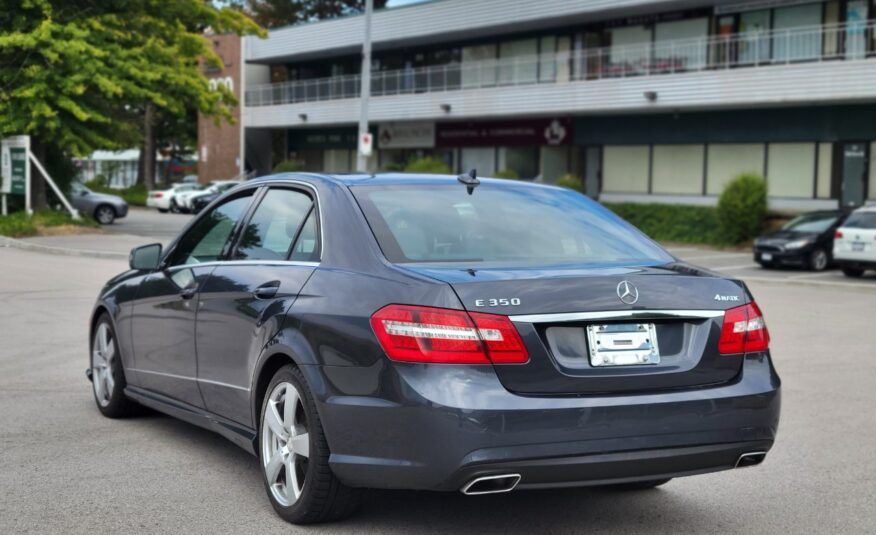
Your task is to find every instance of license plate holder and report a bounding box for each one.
[761,252,773,262]
[586,323,660,367]
[852,242,866,252]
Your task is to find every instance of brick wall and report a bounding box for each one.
[197,33,242,184]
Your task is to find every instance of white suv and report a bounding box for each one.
[833,205,876,277]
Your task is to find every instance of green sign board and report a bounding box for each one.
[9,146,27,195]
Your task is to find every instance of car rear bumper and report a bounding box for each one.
[314,354,781,492]
[835,258,876,270]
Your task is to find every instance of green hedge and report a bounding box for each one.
[717,173,768,244]
[603,202,726,246]
[0,211,99,238]
[83,177,148,206]
[404,157,451,174]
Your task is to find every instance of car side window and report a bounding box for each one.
[289,209,320,262]
[234,188,313,261]
[168,192,254,267]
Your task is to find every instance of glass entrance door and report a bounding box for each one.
[839,142,869,208]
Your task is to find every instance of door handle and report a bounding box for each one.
[180,286,197,300]
[253,281,280,299]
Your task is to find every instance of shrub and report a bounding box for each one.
[555,174,583,192]
[717,173,768,244]
[272,160,307,173]
[404,157,451,174]
[379,161,407,172]
[604,203,725,246]
[81,180,148,206]
[494,168,520,180]
[0,210,98,237]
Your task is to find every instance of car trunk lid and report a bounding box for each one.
[399,262,748,395]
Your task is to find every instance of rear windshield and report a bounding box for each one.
[844,211,876,229]
[782,213,839,233]
[351,183,673,266]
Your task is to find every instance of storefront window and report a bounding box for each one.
[767,143,816,198]
[651,145,705,194]
[461,147,496,176]
[706,144,765,195]
[773,3,822,62]
[498,146,539,179]
[654,18,709,72]
[602,145,650,193]
[539,36,557,82]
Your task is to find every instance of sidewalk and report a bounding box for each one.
[1,233,158,259]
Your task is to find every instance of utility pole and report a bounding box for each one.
[356,0,374,172]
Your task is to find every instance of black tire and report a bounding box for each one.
[169,200,180,213]
[808,248,829,271]
[841,267,865,278]
[157,208,169,214]
[93,204,116,225]
[757,260,773,269]
[90,314,138,418]
[259,365,362,524]
[606,478,672,491]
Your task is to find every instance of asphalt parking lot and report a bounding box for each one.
[1,231,875,533]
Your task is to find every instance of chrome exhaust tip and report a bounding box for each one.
[460,474,521,495]
[735,451,767,468]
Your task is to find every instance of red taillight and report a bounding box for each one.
[152,192,163,198]
[370,304,529,364]
[835,230,843,239]
[718,302,770,354]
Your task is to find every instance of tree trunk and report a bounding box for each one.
[143,103,157,191]
[136,138,146,186]
[30,141,48,211]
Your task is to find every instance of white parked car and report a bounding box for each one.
[178,180,239,212]
[833,205,876,277]
[146,183,203,213]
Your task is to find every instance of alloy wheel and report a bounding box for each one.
[91,322,116,407]
[95,206,115,224]
[262,381,310,507]
[811,249,828,271]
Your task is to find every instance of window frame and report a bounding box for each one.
[160,187,260,269]
[227,185,323,264]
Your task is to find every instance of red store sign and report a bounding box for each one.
[436,118,573,147]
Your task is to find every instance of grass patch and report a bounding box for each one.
[0,211,99,238]
[85,182,148,206]
[603,202,729,246]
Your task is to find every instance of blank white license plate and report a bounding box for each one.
[761,253,773,261]
[852,242,866,252]
[586,323,660,367]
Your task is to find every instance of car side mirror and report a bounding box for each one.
[129,243,162,271]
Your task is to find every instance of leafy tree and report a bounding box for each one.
[717,173,768,244]
[235,0,388,29]
[0,0,262,208]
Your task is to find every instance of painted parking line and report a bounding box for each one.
[741,275,876,290]
[710,263,762,271]
[682,252,752,261]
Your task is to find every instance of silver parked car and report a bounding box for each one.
[70,182,129,224]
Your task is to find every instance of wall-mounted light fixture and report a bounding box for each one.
[299,113,308,122]
[440,103,452,113]
[643,91,658,102]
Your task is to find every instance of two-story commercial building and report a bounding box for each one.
[236,0,876,210]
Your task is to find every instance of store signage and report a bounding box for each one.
[377,122,435,149]
[1,136,29,196]
[287,127,374,150]
[436,118,572,147]
[359,133,374,157]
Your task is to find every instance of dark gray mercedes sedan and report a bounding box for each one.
[88,173,781,524]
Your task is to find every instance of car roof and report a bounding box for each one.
[249,172,557,190]
[851,204,876,213]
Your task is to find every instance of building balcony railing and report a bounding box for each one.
[245,22,876,108]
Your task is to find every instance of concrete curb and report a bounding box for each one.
[0,236,128,260]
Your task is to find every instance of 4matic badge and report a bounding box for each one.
[714,294,740,302]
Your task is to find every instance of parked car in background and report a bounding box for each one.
[189,181,240,214]
[146,182,202,213]
[753,210,847,271]
[833,205,876,277]
[69,182,128,225]
[181,174,199,184]
[179,180,239,213]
